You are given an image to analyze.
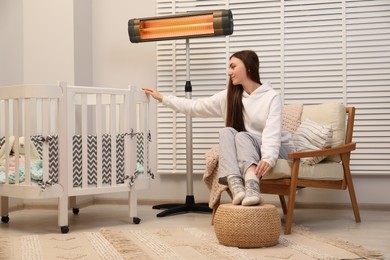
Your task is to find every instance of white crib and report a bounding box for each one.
[0,81,152,233]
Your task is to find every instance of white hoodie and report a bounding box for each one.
[162,82,289,167]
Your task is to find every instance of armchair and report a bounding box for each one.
[203,102,361,234]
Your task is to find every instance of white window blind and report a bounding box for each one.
[345,0,390,175]
[156,0,390,176]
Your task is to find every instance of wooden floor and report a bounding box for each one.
[1,203,389,259]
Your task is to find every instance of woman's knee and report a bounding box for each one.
[219,127,238,140]
[234,131,251,145]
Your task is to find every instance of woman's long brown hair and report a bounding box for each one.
[225,50,262,131]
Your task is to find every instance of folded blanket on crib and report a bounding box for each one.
[0,158,42,184]
[0,136,42,184]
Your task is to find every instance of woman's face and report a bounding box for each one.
[228,57,247,85]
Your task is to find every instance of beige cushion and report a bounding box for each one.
[301,102,346,162]
[267,159,344,180]
[292,119,333,165]
[265,102,346,180]
[264,159,292,179]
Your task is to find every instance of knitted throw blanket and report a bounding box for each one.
[282,103,303,135]
[202,146,230,209]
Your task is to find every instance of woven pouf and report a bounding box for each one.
[213,203,281,248]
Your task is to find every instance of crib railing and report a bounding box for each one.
[58,82,150,196]
[0,84,62,190]
[0,83,151,195]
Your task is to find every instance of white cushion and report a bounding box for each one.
[292,119,333,165]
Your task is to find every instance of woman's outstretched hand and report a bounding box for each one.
[143,87,163,102]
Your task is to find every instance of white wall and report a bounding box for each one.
[23,0,75,84]
[91,0,156,89]
[74,0,93,86]
[0,0,23,85]
[0,1,389,209]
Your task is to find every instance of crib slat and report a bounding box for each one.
[128,86,137,183]
[96,94,103,188]
[110,94,117,186]
[41,98,51,183]
[30,98,37,136]
[24,99,31,186]
[124,91,132,182]
[13,99,20,185]
[144,102,150,174]
[4,100,10,184]
[67,86,75,191]
[0,100,3,135]
[81,94,88,189]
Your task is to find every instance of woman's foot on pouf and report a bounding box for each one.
[242,172,263,206]
[227,175,245,205]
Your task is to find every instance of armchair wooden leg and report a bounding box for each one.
[279,195,287,215]
[285,160,300,235]
[342,155,361,223]
[348,185,361,223]
[285,195,296,234]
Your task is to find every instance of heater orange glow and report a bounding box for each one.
[139,15,214,40]
[128,10,233,43]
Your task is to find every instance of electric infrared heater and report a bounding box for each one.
[128,10,233,43]
[128,10,233,217]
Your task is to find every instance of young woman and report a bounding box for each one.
[143,50,294,206]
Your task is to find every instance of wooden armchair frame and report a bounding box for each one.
[260,107,361,234]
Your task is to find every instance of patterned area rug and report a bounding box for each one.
[0,226,383,259]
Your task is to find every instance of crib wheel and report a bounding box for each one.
[61,226,69,234]
[72,208,80,215]
[133,217,141,224]
[1,216,9,223]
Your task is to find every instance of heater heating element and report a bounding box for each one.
[128,10,233,43]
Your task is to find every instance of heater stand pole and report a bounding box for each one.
[152,39,212,217]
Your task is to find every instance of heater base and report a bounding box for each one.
[152,195,212,217]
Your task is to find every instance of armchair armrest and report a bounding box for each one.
[288,142,356,159]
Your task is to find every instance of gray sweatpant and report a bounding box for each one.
[218,127,293,180]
